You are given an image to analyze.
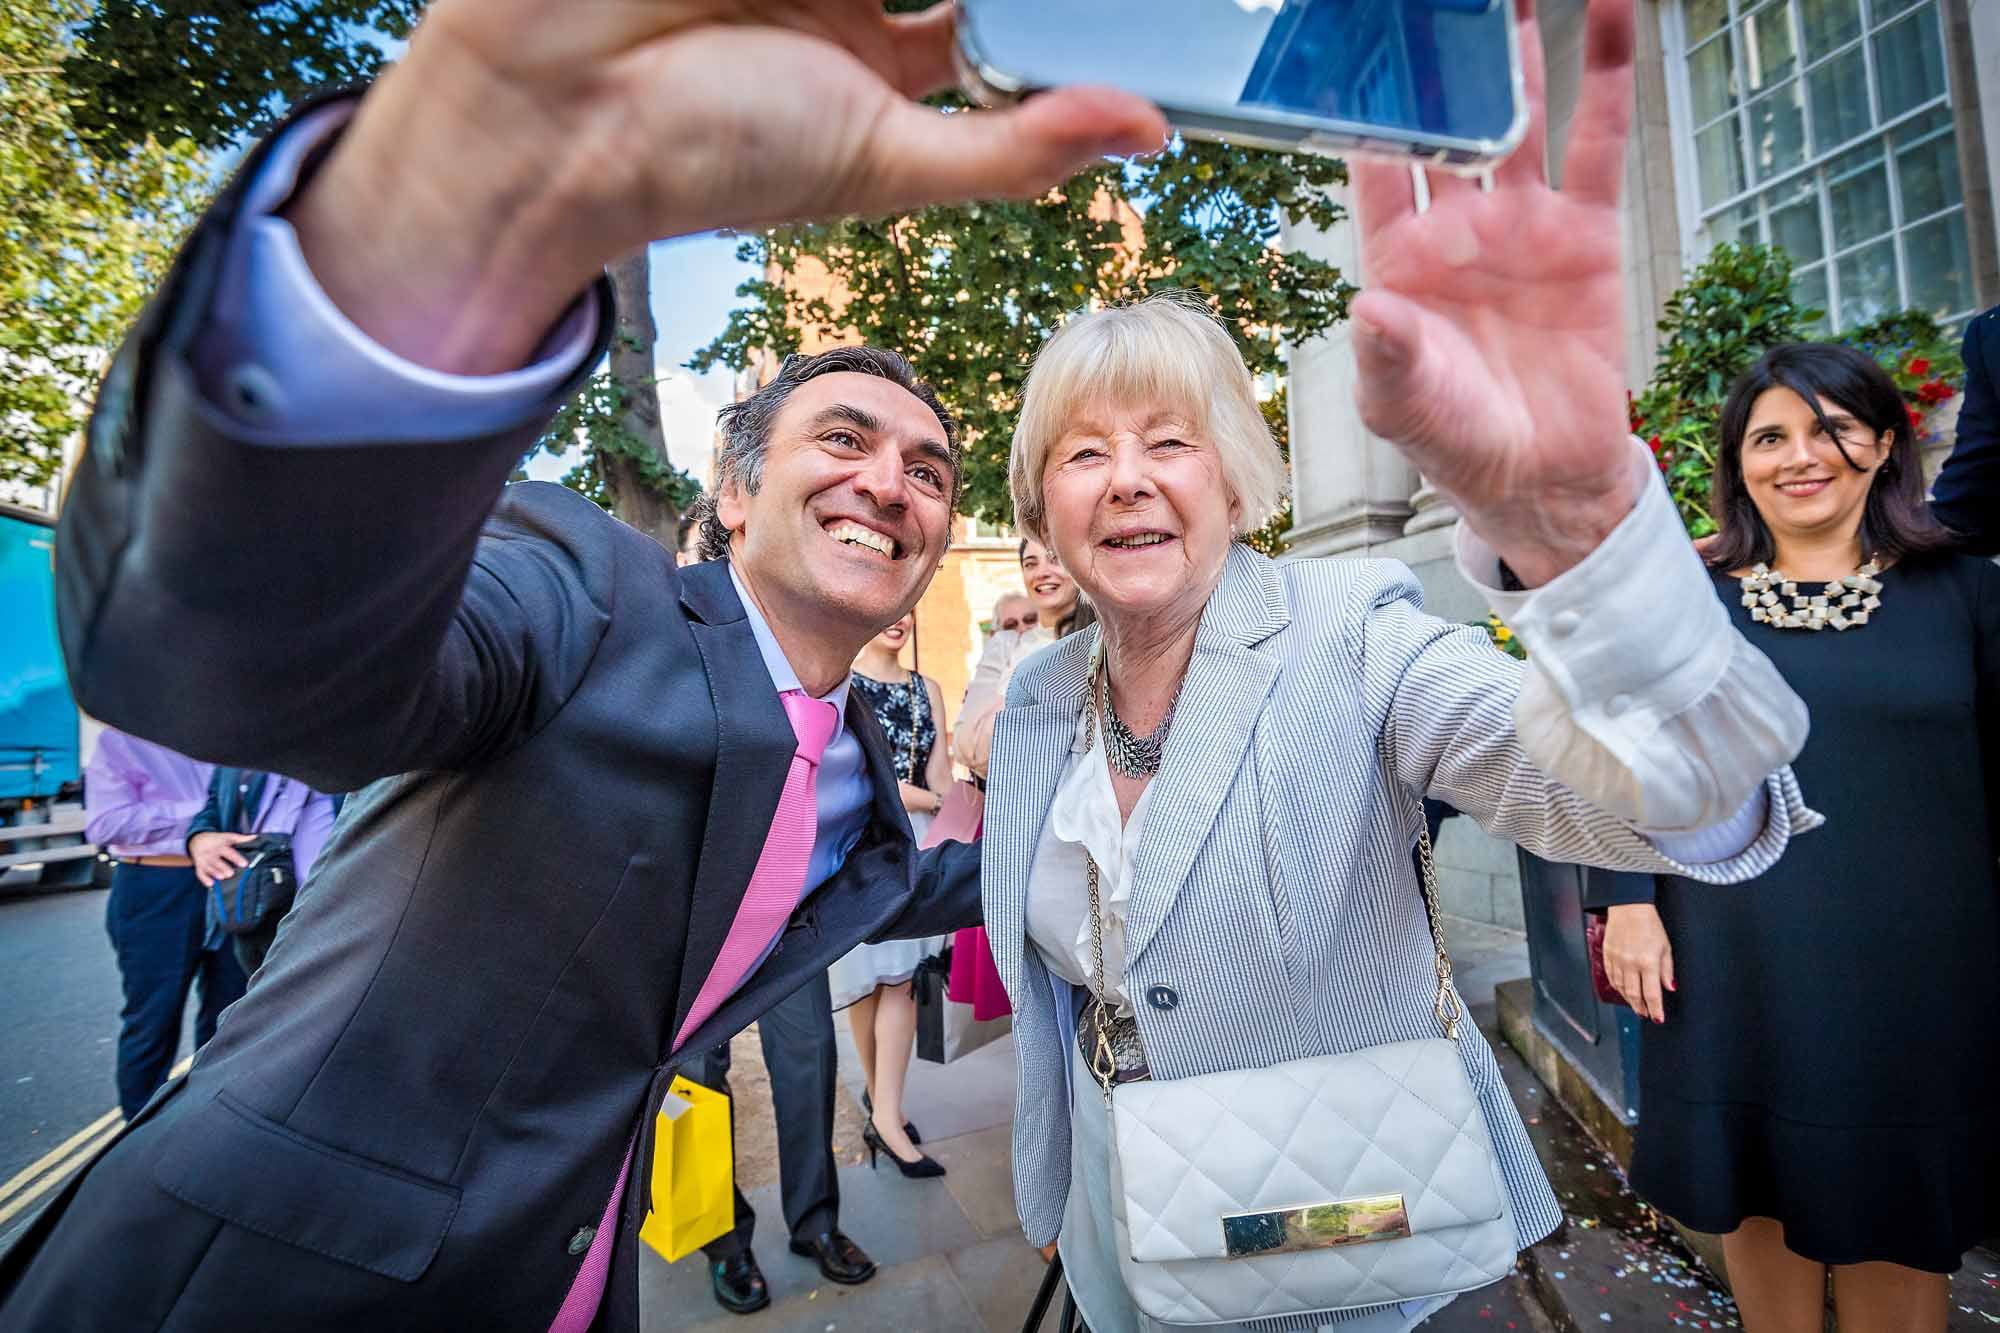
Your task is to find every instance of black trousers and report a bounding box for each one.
[693,971,839,1258]
[104,863,247,1119]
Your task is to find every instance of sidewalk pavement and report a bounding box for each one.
[639,917,1540,1332]
[637,916,2000,1331]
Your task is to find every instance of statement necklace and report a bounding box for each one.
[1092,648,1180,779]
[1739,558,1883,631]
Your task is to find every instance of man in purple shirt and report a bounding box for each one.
[186,768,344,975]
[83,730,248,1119]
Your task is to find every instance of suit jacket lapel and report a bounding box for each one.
[672,561,797,1038]
[846,693,914,840]
[1122,545,1290,968]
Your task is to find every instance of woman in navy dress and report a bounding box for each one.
[1598,343,1999,1332]
[828,613,952,1178]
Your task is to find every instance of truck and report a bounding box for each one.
[0,500,102,892]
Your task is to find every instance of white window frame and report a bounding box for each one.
[1660,0,1973,330]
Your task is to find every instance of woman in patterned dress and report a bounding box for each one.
[828,613,953,1177]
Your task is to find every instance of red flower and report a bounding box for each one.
[1906,356,1932,378]
[1647,434,1663,453]
[1907,404,1926,433]
[1917,379,1955,405]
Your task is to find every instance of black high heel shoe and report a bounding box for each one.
[862,1120,946,1179]
[860,1090,921,1144]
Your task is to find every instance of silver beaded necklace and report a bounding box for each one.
[1092,647,1180,779]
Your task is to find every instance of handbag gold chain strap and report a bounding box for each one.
[1077,646,1460,1106]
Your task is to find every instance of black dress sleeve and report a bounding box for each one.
[1932,309,2000,556]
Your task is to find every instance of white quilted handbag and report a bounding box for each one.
[1078,828,1517,1327]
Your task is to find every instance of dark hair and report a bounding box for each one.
[1705,342,1952,572]
[1016,534,1095,638]
[696,346,959,562]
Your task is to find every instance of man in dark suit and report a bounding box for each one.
[0,3,1164,1329]
[1930,302,2000,555]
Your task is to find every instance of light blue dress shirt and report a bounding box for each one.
[726,564,873,904]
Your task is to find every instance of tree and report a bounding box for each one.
[693,137,1351,534]
[61,0,695,546]
[1,2,210,494]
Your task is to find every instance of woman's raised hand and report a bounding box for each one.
[1348,0,1640,587]
[1603,903,1675,1024]
[289,0,1167,376]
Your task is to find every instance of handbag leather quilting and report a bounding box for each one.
[1106,1039,1517,1324]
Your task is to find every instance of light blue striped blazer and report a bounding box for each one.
[983,542,1810,1255]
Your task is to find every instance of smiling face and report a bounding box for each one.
[1738,386,1891,555]
[1039,399,1237,631]
[1018,539,1075,622]
[717,371,956,647]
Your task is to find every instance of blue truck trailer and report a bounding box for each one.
[0,501,101,891]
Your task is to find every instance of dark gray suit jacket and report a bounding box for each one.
[0,100,979,1332]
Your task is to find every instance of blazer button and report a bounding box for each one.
[1146,985,1179,1012]
[568,1226,596,1255]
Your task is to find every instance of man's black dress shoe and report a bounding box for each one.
[710,1250,771,1314]
[787,1229,877,1285]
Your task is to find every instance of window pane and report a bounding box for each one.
[1827,142,1889,249]
[1768,180,1825,262]
[1697,119,1747,206]
[1874,7,1946,122]
[1792,264,1831,334]
[1746,3,1797,90]
[1902,211,1974,316]
[1894,108,1961,219]
[1807,46,1871,152]
[1872,0,1925,21]
[1688,33,1739,122]
[1836,238,1898,328]
[1687,0,1731,44]
[1800,0,1861,61]
[1747,83,1808,182]
[1707,200,1761,247]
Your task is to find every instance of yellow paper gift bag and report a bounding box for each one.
[637,1076,734,1263]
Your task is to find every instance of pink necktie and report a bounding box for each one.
[548,689,838,1333]
[673,688,839,1050]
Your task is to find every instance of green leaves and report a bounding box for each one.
[523,368,701,515]
[65,1,422,152]
[2,2,213,492]
[694,137,1350,527]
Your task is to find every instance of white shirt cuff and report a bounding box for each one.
[189,102,599,444]
[1455,438,1811,831]
[1642,787,1767,864]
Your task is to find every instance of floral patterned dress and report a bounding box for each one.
[827,671,947,1007]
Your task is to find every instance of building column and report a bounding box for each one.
[1279,189,1417,558]
[1955,0,2000,303]
[1404,477,1459,536]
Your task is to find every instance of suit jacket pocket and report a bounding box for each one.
[151,1090,460,1282]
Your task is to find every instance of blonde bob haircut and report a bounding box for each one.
[1008,291,1289,547]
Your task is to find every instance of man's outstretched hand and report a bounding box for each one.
[287,0,1166,376]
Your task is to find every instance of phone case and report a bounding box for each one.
[953,5,1529,175]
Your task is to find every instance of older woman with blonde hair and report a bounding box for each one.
[979,2,1821,1330]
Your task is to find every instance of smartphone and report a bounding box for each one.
[956,0,1527,171]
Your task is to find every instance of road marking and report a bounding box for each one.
[0,1124,122,1230]
[0,1053,195,1228]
